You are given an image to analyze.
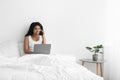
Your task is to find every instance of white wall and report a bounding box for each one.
[104,0,120,80]
[0,0,106,77]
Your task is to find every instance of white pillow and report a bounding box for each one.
[0,53,18,64]
[18,42,25,56]
[0,40,20,58]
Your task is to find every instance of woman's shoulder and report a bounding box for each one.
[24,35,30,40]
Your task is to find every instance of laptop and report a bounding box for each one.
[33,44,51,54]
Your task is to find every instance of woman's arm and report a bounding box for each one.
[24,36,32,54]
[42,31,46,44]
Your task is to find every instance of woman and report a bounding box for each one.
[24,22,46,54]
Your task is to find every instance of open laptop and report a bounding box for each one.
[33,44,51,54]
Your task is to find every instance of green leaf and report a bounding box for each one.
[100,52,103,54]
[96,49,99,53]
[93,46,97,48]
[86,47,92,50]
[86,47,93,52]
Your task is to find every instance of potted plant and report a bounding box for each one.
[86,44,103,61]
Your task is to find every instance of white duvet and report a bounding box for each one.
[0,54,103,80]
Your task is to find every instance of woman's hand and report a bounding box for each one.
[41,30,45,36]
[41,30,46,44]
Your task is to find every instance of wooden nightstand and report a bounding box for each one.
[80,59,104,77]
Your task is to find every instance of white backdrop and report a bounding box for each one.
[0,0,106,77]
[104,0,120,80]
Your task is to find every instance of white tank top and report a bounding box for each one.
[28,35,42,52]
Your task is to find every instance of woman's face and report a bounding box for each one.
[33,25,41,35]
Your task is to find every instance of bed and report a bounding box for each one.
[0,41,103,80]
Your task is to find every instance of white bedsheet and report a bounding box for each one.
[0,54,103,80]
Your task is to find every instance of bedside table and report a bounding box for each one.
[80,59,104,77]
